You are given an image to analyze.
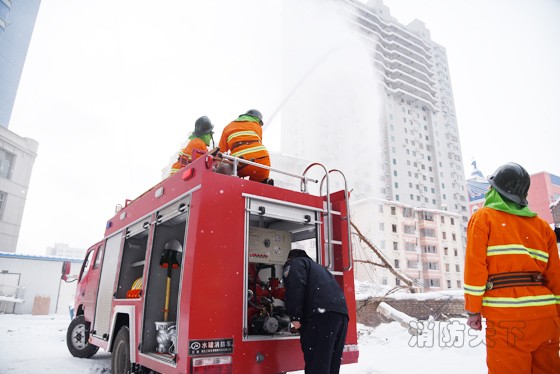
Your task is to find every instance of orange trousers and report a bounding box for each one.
[238,156,270,182]
[485,316,560,374]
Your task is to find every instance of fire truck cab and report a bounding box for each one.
[67,153,359,373]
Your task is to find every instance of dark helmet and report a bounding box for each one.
[194,116,214,136]
[245,109,263,126]
[487,162,530,206]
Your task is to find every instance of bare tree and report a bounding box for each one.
[350,220,414,288]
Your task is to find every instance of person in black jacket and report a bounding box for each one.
[282,249,349,374]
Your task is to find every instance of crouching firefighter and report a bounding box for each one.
[218,109,273,185]
[464,162,560,373]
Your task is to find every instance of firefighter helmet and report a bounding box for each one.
[194,116,214,136]
[487,162,530,206]
[245,109,263,126]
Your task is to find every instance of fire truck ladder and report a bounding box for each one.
[301,163,353,272]
[216,154,352,271]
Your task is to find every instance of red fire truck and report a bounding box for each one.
[66,152,359,373]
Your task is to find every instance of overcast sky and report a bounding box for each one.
[9,0,560,254]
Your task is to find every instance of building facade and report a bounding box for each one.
[0,0,41,252]
[276,0,468,290]
[527,171,560,224]
[0,127,37,251]
[0,0,41,127]
[351,198,464,291]
[466,161,490,215]
[346,0,468,219]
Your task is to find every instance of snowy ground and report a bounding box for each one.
[0,313,487,373]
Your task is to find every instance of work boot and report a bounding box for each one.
[262,178,274,186]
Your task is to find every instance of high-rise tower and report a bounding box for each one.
[278,0,468,290]
[0,0,41,252]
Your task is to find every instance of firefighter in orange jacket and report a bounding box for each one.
[464,162,560,373]
[218,109,273,184]
[170,116,214,176]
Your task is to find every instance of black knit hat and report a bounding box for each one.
[287,249,310,259]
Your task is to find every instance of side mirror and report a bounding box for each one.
[61,261,71,281]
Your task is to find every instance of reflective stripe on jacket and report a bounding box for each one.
[170,138,208,175]
[218,120,269,162]
[464,207,560,320]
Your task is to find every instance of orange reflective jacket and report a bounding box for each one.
[218,120,269,162]
[464,207,560,321]
[170,138,208,175]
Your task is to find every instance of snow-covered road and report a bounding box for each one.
[0,314,486,373]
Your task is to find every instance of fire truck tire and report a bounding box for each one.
[112,326,131,374]
[66,315,99,358]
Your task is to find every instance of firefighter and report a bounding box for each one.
[282,249,348,374]
[170,116,214,176]
[218,109,273,184]
[464,162,560,373]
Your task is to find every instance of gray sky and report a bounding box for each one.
[10,0,560,254]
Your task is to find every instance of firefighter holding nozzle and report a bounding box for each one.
[169,116,214,176]
[463,162,560,373]
[282,249,349,374]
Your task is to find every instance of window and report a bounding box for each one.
[454,249,458,256]
[447,280,452,289]
[392,224,397,233]
[442,232,447,240]
[457,280,462,288]
[422,245,437,254]
[420,228,435,237]
[444,247,449,256]
[403,208,413,218]
[423,262,439,270]
[405,242,416,251]
[404,225,415,234]
[445,263,450,272]
[425,278,440,287]
[0,191,5,219]
[440,216,445,224]
[452,233,457,241]
[422,211,434,221]
[393,241,399,251]
[78,249,95,282]
[394,259,400,268]
[455,264,461,272]
[407,260,418,269]
[391,206,396,215]
[94,245,104,269]
[0,149,15,179]
[450,217,455,225]
[382,277,388,286]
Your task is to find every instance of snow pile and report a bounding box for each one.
[354,279,464,301]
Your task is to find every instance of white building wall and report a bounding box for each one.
[0,253,82,315]
[0,127,38,252]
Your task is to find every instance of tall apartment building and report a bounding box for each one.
[0,0,41,252]
[277,0,468,290]
[346,0,468,218]
[0,0,41,127]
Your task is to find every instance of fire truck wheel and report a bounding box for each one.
[66,315,99,358]
[112,326,131,374]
